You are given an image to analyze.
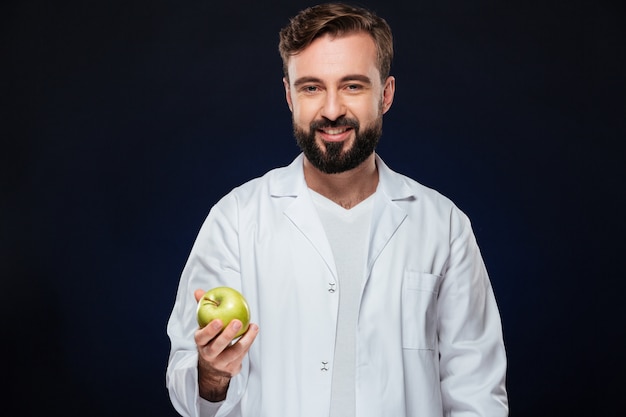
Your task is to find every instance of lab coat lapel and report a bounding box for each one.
[365,155,414,276]
[271,154,337,280]
[284,191,338,279]
[367,195,407,274]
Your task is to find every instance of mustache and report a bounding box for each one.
[310,116,359,131]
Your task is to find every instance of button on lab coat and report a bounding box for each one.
[166,154,508,417]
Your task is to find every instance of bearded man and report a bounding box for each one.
[166,4,508,417]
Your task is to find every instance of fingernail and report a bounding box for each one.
[211,320,222,330]
[232,321,242,331]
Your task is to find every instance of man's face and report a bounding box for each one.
[283,32,395,173]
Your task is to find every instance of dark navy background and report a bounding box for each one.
[3,1,624,415]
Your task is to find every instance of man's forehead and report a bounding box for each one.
[286,33,379,82]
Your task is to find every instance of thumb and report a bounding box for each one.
[194,289,206,303]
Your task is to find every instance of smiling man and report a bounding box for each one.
[166,4,508,417]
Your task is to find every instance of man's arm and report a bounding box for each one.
[437,209,508,416]
[166,192,255,416]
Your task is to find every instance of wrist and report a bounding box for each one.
[198,364,231,402]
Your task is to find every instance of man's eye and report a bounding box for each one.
[304,86,318,92]
[346,84,362,91]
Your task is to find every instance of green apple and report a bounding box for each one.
[196,286,251,339]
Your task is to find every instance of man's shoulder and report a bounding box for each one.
[402,173,452,204]
[382,167,472,234]
[234,161,297,193]
[377,156,456,210]
[220,155,303,203]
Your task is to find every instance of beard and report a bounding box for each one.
[293,113,383,174]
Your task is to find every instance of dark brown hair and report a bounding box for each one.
[278,3,394,81]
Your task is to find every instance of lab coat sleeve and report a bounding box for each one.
[437,208,508,416]
[166,193,247,417]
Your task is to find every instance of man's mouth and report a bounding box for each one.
[317,126,353,142]
[319,127,350,135]
[309,117,359,143]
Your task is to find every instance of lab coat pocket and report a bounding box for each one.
[401,272,440,350]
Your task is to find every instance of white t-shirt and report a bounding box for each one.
[310,189,375,417]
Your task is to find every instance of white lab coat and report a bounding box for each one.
[166,154,508,417]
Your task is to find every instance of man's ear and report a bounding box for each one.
[283,77,293,112]
[382,76,396,114]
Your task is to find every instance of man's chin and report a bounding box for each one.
[319,139,350,159]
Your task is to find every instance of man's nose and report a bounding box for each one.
[320,91,346,121]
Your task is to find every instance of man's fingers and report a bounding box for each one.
[215,323,259,369]
[197,320,258,356]
[234,323,259,352]
[209,320,245,351]
[196,321,259,379]
[223,323,259,361]
[195,319,224,347]
[196,319,248,353]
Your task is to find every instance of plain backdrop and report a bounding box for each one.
[2,0,625,415]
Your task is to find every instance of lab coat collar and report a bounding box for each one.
[269,153,416,202]
[270,153,414,282]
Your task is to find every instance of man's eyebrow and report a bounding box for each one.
[340,74,372,85]
[293,76,322,88]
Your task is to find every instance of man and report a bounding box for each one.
[166,3,508,417]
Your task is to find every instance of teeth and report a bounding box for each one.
[322,128,347,135]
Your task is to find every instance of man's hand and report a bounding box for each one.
[193,289,259,402]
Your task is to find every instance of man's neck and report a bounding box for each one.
[303,154,378,209]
